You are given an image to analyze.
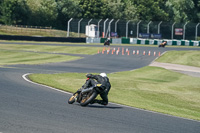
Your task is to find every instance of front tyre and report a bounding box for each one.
[80,91,98,106]
[68,93,78,104]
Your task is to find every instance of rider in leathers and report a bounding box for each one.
[77,73,111,105]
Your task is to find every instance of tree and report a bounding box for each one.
[132,0,169,21]
[0,0,30,25]
[166,0,195,23]
[79,0,107,18]
[56,0,81,29]
[123,0,138,21]
[27,0,57,26]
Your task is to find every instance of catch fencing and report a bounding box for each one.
[67,18,200,41]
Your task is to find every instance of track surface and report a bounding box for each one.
[0,42,200,133]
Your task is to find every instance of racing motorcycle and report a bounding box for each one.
[68,84,102,106]
[158,41,167,48]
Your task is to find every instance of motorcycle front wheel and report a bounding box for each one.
[68,93,78,104]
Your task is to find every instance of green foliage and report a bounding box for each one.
[106,0,138,21]
[79,0,107,18]
[133,0,169,21]
[0,0,30,25]
[0,0,200,29]
[166,0,195,23]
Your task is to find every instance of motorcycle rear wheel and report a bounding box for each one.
[80,91,98,106]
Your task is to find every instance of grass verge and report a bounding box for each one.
[0,44,100,55]
[29,66,200,121]
[0,50,81,65]
[156,50,200,67]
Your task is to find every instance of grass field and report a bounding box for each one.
[0,43,100,66]
[156,50,200,67]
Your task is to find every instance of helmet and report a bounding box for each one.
[100,73,107,77]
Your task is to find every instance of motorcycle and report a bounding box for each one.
[68,84,102,106]
[158,41,167,48]
[104,40,110,46]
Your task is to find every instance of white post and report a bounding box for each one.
[97,19,102,38]
[147,21,152,33]
[108,19,114,38]
[137,20,142,38]
[183,22,188,40]
[126,20,130,38]
[115,19,120,32]
[87,19,92,37]
[195,23,200,40]
[158,21,162,34]
[103,18,109,38]
[171,22,176,40]
[115,19,120,38]
[78,18,83,37]
[67,18,73,37]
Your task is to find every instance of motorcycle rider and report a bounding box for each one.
[76,73,111,105]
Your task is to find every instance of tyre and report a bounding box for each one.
[68,93,78,104]
[80,91,98,106]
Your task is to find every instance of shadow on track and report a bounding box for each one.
[87,104,123,109]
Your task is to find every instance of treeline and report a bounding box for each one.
[0,0,200,30]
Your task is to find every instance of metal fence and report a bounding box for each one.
[67,18,200,41]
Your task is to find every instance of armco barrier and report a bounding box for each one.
[86,37,200,46]
[0,35,86,42]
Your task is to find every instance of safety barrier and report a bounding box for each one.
[86,37,200,46]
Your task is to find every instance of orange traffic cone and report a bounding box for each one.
[143,51,146,55]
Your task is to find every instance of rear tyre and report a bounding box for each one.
[68,93,78,104]
[80,91,98,107]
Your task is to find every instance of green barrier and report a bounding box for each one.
[145,40,149,45]
[154,40,158,45]
[137,39,141,44]
[189,41,194,46]
[100,38,112,43]
[172,41,177,45]
[181,41,185,46]
[122,38,130,44]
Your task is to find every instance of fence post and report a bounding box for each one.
[108,19,114,38]
[67,18,73,37]
[147,21,152,33]
[195,23,200,40]
[171,22,176,40]
[103,18,109,38]
[78,18,83,37]
[183,22,188,40]
[158,21,162,34]
[98,19,102,38]
[126,20,130,38]
[137,20,142,38]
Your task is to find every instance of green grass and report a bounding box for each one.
[29,67,200,121]
[0,50,81,65]
[0,44,100,55]
[156,51,200,67]
[0,43,103,66]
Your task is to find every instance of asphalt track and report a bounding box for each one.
[0,42,200,133]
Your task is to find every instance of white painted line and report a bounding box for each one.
[22,73,72,95]
[22,73,200,123]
